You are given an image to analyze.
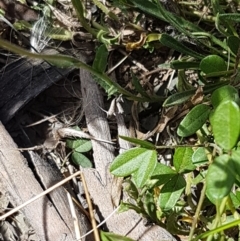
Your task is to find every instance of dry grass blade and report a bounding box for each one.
[80,172,100,241]
[67,192,81,240]
[57,127,115,144]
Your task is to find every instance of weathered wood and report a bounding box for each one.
[0,48,83,124]
[80,68,177,241]
[0,122,92,241]
[27,150,93,241]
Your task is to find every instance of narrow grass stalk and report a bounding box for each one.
[0,39,163,102]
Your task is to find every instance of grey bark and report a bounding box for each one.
[0,122,92,241]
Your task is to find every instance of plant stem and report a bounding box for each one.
[185,173,196,211]
[0,38,164,103]
[182,10,216,22]
[155,144,205,150]
[188,181,207,241]
[71,0,98,37]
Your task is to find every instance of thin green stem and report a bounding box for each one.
[185,173,196,211]
[155,144,205,150]
[188,181,207,241]
[71,0,98,37]
[206,197,228,241]
[227,195,240,220]
[182,10,216,22]
[194,218,240,240]
[0,38,165,103]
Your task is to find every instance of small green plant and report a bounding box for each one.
[109,85,240,240]
[66,127,93,168]
[66,138,93,168]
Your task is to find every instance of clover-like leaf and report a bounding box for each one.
[173,147,195,173]
[110,147,157,187]
[159,174,186,211]
[145,163,176,189]
[66,139,92,153]
[71,152,92,168]
[192,147,209,165]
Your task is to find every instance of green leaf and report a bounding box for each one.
[124,179,139,200]
[200,55,227,75]
[110,148,144,176]
[75,140,92,153]
[163,89,195,107]
[66,139,92,152]
[92,0,119,21]
[203,81,230,94]
[230,192,240,208]
[100,231,135,241]
[173,147,195,173]
[206,155,236,201]
[219,13,240,22]
[151,163,176,176]
[119,136,155,149]
[159,34,204,59]
[71,152,92,168]
[146,163,176,188]
[210,100,240,150]
[211,85,239,109]
[177,69,195,92]
[97,30,120,45]
[159,174,186,211]
[143,190,158,221]
[164,82,228,107]
[92,45,118,96]
[118,201,142,214]
[227,36,240,55]
[132,154,157,188]
[192,147,209,165]
[177,104,211,137]
[131,0,203,36]
[92,44,108,72]
[110,148,157,187]
[131,0,166,21]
